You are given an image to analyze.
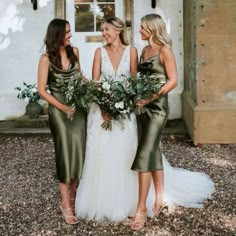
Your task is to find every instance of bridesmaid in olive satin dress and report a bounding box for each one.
[131,14,178,230]
[37,19,86,225]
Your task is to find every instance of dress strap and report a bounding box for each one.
[141,45,148,57]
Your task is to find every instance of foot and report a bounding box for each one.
[153,202,168,217]
[122,217,133,226]
[59,205,79,225]
[130,210,147,231]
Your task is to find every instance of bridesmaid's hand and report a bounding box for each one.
[136,98,151,108]
[136,93,160,108]
[62,105,75,117]
[101,111,111,121]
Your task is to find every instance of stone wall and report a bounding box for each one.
[183,0,236,144]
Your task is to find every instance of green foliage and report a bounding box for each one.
[15,82,41,103]
[56,73,97,111]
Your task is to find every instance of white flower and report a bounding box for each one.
[31,87,37,93]
[24,97,30,103]
[102,81,111,90]
[115,101,124,109]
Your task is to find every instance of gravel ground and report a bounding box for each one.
[0,134,235,236]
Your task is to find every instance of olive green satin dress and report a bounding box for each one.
[48,62,86,183]
[131,53,168,172]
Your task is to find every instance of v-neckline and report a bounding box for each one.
[104,46,128,75]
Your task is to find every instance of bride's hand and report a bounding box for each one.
[101,111,111,121]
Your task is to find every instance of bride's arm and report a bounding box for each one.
[130,46,138,77]
[92,48,101,81]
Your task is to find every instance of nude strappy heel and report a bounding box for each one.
[59,205,79,225]
[130,211,147,231]
[153,202,168,217]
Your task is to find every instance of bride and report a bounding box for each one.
[75,16,215,222]
[75,16,139,221]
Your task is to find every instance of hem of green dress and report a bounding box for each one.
[131,167,164,172]
[57,176,81,183]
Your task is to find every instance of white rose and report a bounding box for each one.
[119,101,124,109]
[115,102,120,109]
[102,81,111,90]
[115,101,124,109]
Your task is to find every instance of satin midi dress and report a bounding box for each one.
[47,62,87,183]
[131,52,168,172]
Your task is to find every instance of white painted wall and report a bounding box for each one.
[0,0,54,120]
[133,0,183,119]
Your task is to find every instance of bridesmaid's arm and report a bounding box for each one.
[136,47,178,107]
[130,46,138,77]
[157,46,178,96]
[92,48,101,81]
[37,55,75,116]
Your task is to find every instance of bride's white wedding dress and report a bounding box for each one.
[75,46,215,221]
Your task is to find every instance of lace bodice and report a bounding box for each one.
[101,46,131,81]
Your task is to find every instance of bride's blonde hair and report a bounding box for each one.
[102,16,129,45]
[141,14,172,47]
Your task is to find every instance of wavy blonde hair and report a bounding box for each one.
[141,14,172,47]
[102,16,129,45]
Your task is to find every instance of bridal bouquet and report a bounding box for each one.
[94,77,133,130]
[56,73,96,119]
[127,73,166,114]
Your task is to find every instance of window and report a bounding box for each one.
[74,0,115,32]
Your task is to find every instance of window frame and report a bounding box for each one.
[74,0,116,32]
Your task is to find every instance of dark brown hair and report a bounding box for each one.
[44,18,77,69]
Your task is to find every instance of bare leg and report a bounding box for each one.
[70,178,79,199]
[152,170,165,215]
[59,182,71,209]
[135,172,152,212]
[59,181,78,224]
[131,172,151,230]
[69,178,79,212]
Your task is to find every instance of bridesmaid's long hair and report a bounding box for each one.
[141,14,172,47]
[102,16,129,45]
[44,18,77,69]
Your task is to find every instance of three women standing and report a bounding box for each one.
[37,14,214,228]
[37,19,86,225]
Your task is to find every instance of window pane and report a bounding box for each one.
[75,4,94,32]
[96,4,115,31]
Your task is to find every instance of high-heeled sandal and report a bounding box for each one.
[59,205,79,225]
[130,212,147,231]
[153,202,168,217]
